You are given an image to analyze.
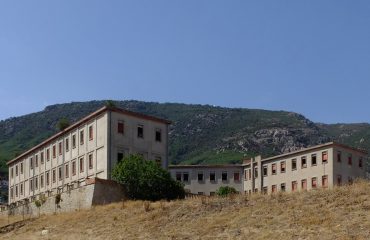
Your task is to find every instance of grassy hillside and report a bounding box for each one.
[0,100,369,174]
[1,181,370,239]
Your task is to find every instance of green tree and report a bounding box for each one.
[216,186,237,197]
[56,118,70,131]
[112,155,185,201]
[105,100,116,108]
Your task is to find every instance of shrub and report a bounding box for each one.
[112,154,185,201]
[57,118,70,131]
[216,186,237,197]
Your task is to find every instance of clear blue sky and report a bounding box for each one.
[0,1,369,123]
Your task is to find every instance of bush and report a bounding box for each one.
[216,186,237,197]
[57,118,70,131]
[112,154,185,201]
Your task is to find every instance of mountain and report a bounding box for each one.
[0,100,369,173]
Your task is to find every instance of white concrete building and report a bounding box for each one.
[7,106,170,204]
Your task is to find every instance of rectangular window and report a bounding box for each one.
[20,183,23,195]
[30,157,33,169]
[175,172,181,181]
[41,152,44,164]
[301,179,307,190]
[117,152,124,163]
[262,187,268,194]
[89,126,93,141]
[311,154,317,166]
[35,177,38,189]
[234,172,240,182]
[46,171,50,186]
[41,174,44,188]
[65,138,69,152]
[30,179,33,191]
[80,130,84,145]
[79,157,84,173]
[292,181,298,192]
[322,175,328,188]
[254,167,258,178]
[292,158,297,171]
[183,172,189,182]
[222,172,228,182]
[359,157,363,168]
[10,188,13,199]
[263,166,268,177]
[118,121,124,134]
[72,135,76,149]
[210,172,216,182]
[312,177,317,189]
[280,183,286,192]
[20,162,23,174]
[155,129,162,142]
[89,154,93,169]
[53,145,56,158]
[137,125,144,138]
[15,165,18,176]
[337,175,342,186]
[280,161,286,173]
[72,161,76,176]
[58,167,62,181]
[348,177,353,184]
[197,172,204,182]
[65,164,69,178]
[272,163,277,175]
[15,185,18,197]
[301,156,307,168]
[322,151,328,164]
[59,142,63,156]
[348,154,352,166]
[47,149,50,161]
[154,156,162,167]
[272,185,277,193]
[52,169,56,183]
[337,151,342,162]
[248,169,251,180]
[35,155,38,167]
[11,168,13,178]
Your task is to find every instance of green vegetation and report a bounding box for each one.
[216,186,238,197]
[56,118,70,131]
[112,154,185,201]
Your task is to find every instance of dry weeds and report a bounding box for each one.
[1,180,370,239]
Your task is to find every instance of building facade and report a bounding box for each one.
[8,106,170,204]
[170,142,368,195]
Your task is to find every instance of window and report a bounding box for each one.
[348,177,353,184]
[234,172,240,182]
[311,154,317,166]
[210,192,215,196]
[337,175,342,186]
[198,192,204,195]
[359,157,363,168]
[222,172,228,182]
[262,187,268,194]
[176,172,181,181]
[321,175,328,188]
[30,157,33,169]
[10,188,13,199]
[254,167,258,178]
[154,156,162,167]
[53,145,56,158]
[197,172,204,182]
[35,155,39,167]
[271,185,277,193]
[137,125,144,138]
[155,129,162,142]
[292,158,297,171]
[46,171,50,186]
[15,185,18,197]
[35,177,38,189]
[41,152,44,164]
[322,151,328,164]
[65,138,69,152]
[118,121,124,134]
[80,130,84,145]
[58,167,62,181]
[72,135,76,148]
[337,151,342,162]
[280,161,286,173]
[311,177,317,189]
[41,174,44,188]
[248,169,251,180]
[272,163,277,175]
[210,172,216,182]
[11,168,13,178]
[183,172,189,182]
[280,183,286,192]
[46,149,50,161]
[30,179,33,191]
[15,165,18,176]
[89,126,93,141]
[58,142,62,156]
[348,154,352,166]
[89,154,93,169]
[20,162,23,174]
[301,179,307,190]
[65,164,69,178]
[301,156,307,168]
[20,183,23,195]
[52,169,56,183]
[72,161,76,176]
[263,166,268,177]
[79,157,84,173]
[117,152,124,163]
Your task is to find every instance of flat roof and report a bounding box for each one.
[7,106,171,165]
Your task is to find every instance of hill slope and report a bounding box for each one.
[1,181,370,239]
[0,100,369,173]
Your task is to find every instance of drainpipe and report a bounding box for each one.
[107,110,112,180]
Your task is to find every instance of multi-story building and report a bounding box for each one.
[170,142,368,195]
[7,106,170,204]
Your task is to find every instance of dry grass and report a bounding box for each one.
[1,180,370,239]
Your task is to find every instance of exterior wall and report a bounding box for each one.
[109,111,169,176]
[169,166,244,196]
